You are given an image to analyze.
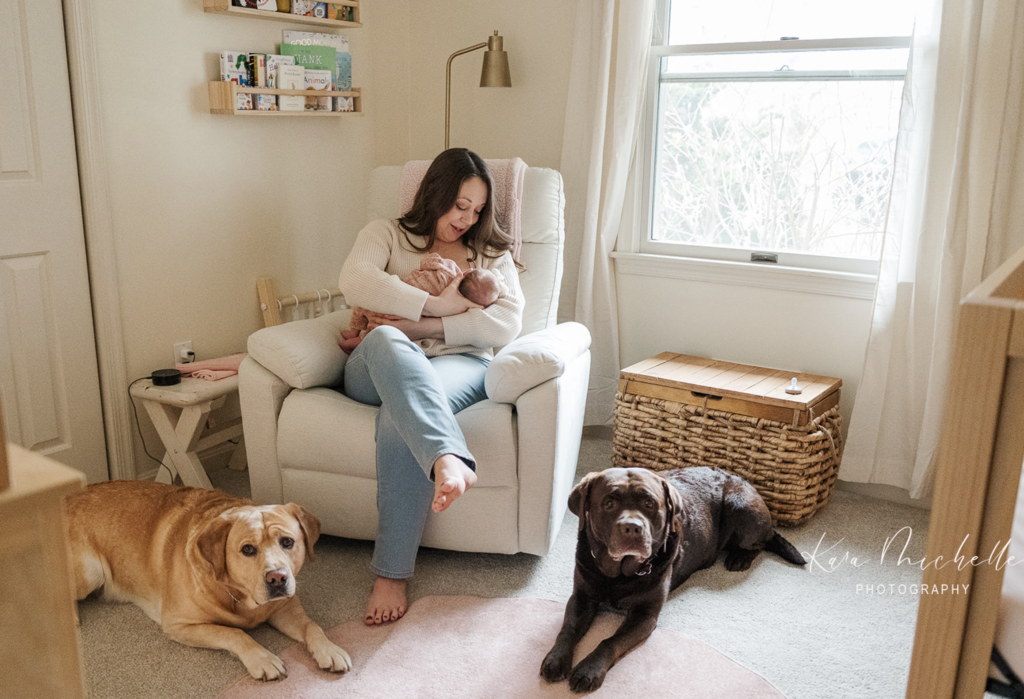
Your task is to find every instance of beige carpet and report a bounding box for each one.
[217,595,786,699]
[79,432,932,698]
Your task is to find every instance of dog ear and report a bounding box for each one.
[284,503,321,563]
[569,472,600,532]
[193,513,234,580]
[662,477,685,539]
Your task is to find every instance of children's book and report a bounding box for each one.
[282,31,350,91]
[334,51,351,90]
[290,0,326,17]
[219,51,249,86]
[255,0,276,9]
[277,64,306,112]
[243,54,255,88]
[265,54,295,89]
[250,53,267,88]
[326,3,354,22]
[232,0,258,7]
[280,43,337,86]
[304,69,333,111]
[236,93,253,111]
[255,94,278,111]
[282,30,348,53]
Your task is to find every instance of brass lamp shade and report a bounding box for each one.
[480,32,511,87]
[445,31,512,149]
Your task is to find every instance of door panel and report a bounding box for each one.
[0,0,108,482]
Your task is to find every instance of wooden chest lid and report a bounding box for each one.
[620,352,842,411]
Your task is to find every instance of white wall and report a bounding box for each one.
[616,274,873,435]
[376,0,576,166]
[90,1,375,472]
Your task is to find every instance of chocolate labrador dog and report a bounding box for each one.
[540,466,806,693]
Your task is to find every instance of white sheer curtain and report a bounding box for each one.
[842,0,1024,498]
[559,0,655,425]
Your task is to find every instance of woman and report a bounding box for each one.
[338,148,524,626]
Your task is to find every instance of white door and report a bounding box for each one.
[0,0,108,482]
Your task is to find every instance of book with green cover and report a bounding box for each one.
[282,31,350,90]
[280,43,337,86]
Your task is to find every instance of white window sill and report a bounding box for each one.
[611,252,878,300]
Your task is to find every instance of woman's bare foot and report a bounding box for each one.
[431,454,477,513]
[364,576,407,626]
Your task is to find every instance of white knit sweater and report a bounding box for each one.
[338,218,524,359]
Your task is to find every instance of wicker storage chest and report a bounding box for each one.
[614,352,843,526]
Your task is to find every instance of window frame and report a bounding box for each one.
[634,2,912,277]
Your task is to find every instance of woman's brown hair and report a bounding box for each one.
[398,148,516,265]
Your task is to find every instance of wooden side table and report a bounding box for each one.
[130,375,247,489]
[1,444,86,699]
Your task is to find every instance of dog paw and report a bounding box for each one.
[540,647,573,683]
[568,657,609,693]
[724,548,759,572]
[242,648,287,681]
[312,640,352,673]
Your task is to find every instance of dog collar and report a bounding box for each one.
[631,529,680,577]
[225,587,242,606]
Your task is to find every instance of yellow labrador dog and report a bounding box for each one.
[66,480,351,681]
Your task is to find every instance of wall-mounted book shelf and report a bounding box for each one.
[209,82,363,116]
[203,0,362,29]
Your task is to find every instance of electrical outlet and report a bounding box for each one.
[174,341,194,364]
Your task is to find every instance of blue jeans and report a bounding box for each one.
[343,325,489,579]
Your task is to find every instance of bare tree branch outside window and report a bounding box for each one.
[651,79,903,259]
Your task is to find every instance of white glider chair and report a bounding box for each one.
[238,165,591,556]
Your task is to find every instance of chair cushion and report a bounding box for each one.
[246,311,350,389]
[517,168,564,336]
[276,387,519,488]
[520,167,564,247]
[485,322,592,403]
[278,387,379,479]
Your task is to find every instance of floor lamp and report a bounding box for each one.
[445,31,512,149]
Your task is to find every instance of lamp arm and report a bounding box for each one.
[445,42,488,150]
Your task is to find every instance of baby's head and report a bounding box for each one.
[459,268,503,307]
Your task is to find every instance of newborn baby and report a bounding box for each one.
[457,267,503,307]
[340,253,504,354]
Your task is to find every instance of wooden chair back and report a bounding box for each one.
[256,276,346,328]
[906,243,1024,698]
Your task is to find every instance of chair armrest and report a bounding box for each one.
[484,322,592,404]
[238,357,292,505]
[246,311,351,390]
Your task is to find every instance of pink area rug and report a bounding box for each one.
[218,596,787,699]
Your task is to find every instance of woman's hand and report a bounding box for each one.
[421,274,483,317]
[370,316,445,342]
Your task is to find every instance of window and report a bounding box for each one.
[639,0,916,275]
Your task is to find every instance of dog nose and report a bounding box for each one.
[618,517,645,537]
[265,569,289,588]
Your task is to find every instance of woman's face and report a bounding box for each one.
[435,176,487,244]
